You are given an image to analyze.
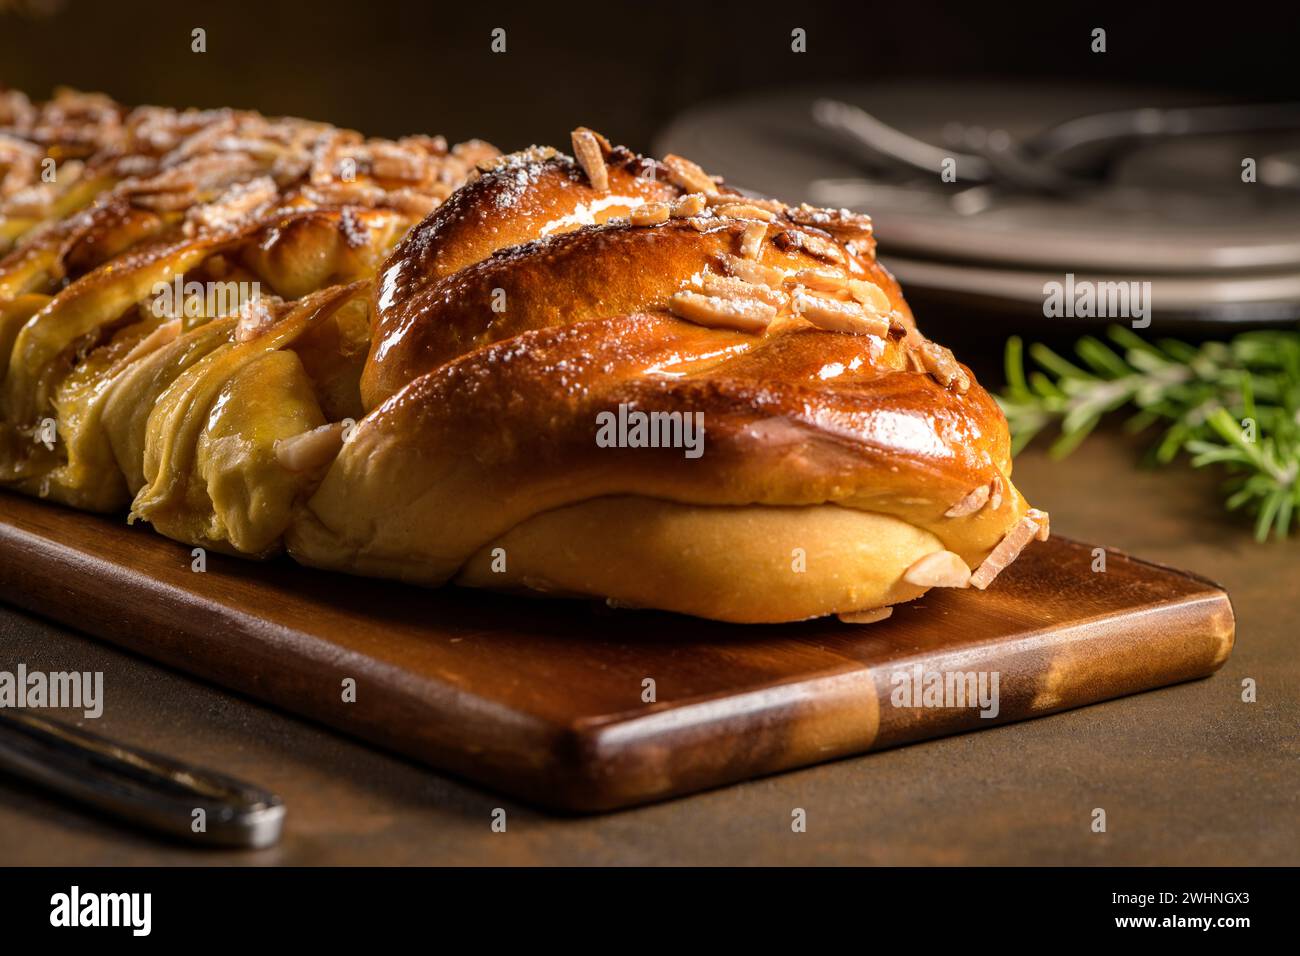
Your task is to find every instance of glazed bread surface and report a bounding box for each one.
[0,95,1047,623]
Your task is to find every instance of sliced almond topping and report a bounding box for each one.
[919,341,971,392]
[788,203,874,238]
[686,216,722,232]
[570,128,609,192]
[1028,507,1051,541]
[944,482,991,518]
[775,228,845,264]
[299,180,385,210]
[698,273,789,308]
[2,183,54,217]
[903,551,972,589]
[706,192,785,213]
[792,290,890,336]
[274,421,346,472]
[788,273,888,313]
[714,202,776,222]
[630,201,669,226]
[721,253,786,288]
[670,192,707,217]
[969,514,1041,590]
[184,175,279,233]
[739,221,767,259]
[662,153,718,194]
[474,144,557,177]
[791,269,851,295]
[669,290,774,333]
[369,144,429,182]
[384,188,440,218]
[130,185,198,212]
[988,475,1004,511]
[234,296,283,341]
[837,606,894,625]
[846,279,891,314]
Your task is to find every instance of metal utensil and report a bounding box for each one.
[1019,102,1300,177]
[0,710,284,848]
[814,97,1300,194]
[812,98,994,183]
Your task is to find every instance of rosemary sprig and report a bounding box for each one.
[999,325,1300,541]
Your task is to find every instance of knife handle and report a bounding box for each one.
[0,710,284,848]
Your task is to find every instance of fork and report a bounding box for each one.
[813,98,1300,195]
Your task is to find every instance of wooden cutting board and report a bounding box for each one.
[0,491,1234,812]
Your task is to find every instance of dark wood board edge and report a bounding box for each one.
[0,504,1235,813]
[560,592,1234,810]
[1,517,577,801]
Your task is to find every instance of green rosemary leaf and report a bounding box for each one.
[1124,409,1160,433]
[1029,370,1067,400]
[1028,343,1090,380]
[1256,491,1282,542]
[998,325,1300,541]
[1075,336,1131,378]
[1004,336,1029,397]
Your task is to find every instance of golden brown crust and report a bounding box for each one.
[380,146,679,289]
[293,132,1041,620]
[2,92,496,293]
[368,148,684,398]
[365,201,914,407]
[0,97,1045,623]
[0,91,495,523]
[299,309,1023,589]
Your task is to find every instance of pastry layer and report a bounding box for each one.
[455,496,939,623]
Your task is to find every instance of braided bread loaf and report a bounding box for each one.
[0,90,494,541]
[1,94,1047,623]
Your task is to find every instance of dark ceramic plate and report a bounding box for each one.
[656,81,1300,327]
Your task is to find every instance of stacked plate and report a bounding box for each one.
[655,81,1300,330]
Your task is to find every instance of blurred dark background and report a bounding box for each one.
[1,0,1296,154]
